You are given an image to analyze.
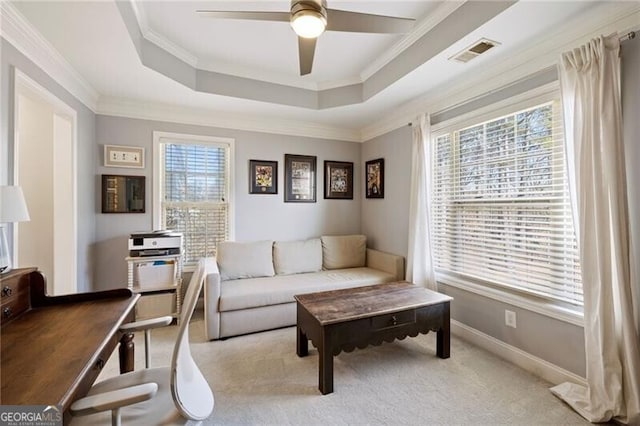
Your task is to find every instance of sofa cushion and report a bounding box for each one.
[273,238,322,275]
[219,267,396,312]
[321,235,366,270]
[217,240,275,281]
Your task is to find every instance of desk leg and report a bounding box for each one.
[319,328,333,395]
[436,302,451,359]
[119,332,135,373]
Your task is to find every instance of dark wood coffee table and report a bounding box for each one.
[295,281,453,394]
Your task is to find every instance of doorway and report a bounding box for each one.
[13,69,77,295]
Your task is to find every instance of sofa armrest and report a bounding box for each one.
[202,257,221,340]
[366,249,405,281]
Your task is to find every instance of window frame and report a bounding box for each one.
[430,82,584,325]
[152,131,235,271]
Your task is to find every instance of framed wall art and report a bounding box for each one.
[249,160,278,194]
[365,158,384,199]
[101,174,145,213]
[324,161,353,200]
[284,154,316,203]
[104,145,145,168]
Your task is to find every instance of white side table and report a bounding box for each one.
[126,254,183,323]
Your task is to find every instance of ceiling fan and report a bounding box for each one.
[197,1,416,76]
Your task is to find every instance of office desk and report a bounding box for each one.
[0,268,139,421]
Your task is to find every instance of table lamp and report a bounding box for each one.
[0,186,31,273]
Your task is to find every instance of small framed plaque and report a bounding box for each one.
[104,145,145,168]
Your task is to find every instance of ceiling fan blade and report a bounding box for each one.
[326,9,415,34]
[298,37,317,76]
[196,10,290,23]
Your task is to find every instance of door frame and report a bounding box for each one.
[13,68,78,294]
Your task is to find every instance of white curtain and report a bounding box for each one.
[406,114,436,290]
[550,33,640,425]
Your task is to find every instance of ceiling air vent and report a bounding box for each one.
[449,38,500,63]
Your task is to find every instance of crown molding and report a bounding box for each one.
[0,1,99,112]
[195,60,365,92]
[195,57,322,91]
[130,6,361,92]
[360,1,466,82]
[120,1,510,110]
[130,0,198,67]
[129,0,319,91]
[145,28,198,68]
[97,97,361,142]
[126,0,464,94]
[128,0,148,34]
[128,0,319,91]
[361,2,640,142]
[315,75,363,91]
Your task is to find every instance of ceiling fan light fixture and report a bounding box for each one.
[291,10,326,38]
[290,2,327,39]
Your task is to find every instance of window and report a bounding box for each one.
[431,93,582,307]
[153,132,234,266]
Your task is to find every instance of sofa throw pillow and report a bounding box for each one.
[321,235,366,270]
[273,238,322,275]
[217,240,275,281]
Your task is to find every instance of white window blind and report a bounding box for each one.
[159,141,230,264]
[432,99,583,306]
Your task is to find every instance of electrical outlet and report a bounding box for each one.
[505,310,517,328]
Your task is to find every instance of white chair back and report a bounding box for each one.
[170,259,214,420]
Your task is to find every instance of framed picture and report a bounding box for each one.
[284,154,316,203]
[104,145,145,168]
[365,158,384,199]
[324,161,353,199]
[101,175,145,213]
[249,160,278,194]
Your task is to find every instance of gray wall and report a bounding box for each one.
[441,285,586,375]
[360,125,413,258]
[1,38,96,292]
[622,35,640,331]
[93,115,362,290]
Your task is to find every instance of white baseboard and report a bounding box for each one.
[451,319,587,387]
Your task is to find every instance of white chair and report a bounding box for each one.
[119,314,173,369]
[70,259,214,425]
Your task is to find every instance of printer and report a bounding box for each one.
[129,230,183,257]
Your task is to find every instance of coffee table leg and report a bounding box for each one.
[437,302,451,359]
[319,329,333,394]
[297,325,308,357]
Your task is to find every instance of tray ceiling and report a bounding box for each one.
[7,1,633,136]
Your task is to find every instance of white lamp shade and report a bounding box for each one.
[0,186,31,223]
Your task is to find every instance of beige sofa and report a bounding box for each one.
[204,235,404,340]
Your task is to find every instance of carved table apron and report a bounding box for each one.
[295,281,453,395]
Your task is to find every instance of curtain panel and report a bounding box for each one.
[550,33,640,425]
[406,114,436,290]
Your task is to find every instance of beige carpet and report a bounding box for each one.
[99,308,590,425]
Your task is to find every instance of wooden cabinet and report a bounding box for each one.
[126,254,183,322]
[1,267,37,325]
